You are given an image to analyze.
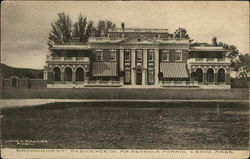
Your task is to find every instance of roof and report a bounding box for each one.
[92,62,117,77]
[109,28,168,33]
[88,37,126,43]
[88,37,189,44]
[51,45,91,50]
[190,42,212,47]
[160,63,189,78]
[190,46,226,52]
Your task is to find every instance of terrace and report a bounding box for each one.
[187,58,230,64]
[46,56,90,63]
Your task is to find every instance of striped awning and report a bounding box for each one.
[160,63,189,78]
[92,62,117,76]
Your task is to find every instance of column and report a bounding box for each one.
[154,49,159,85]
[203,69,207,85]
[72,71,76,82]
[47,71,53,84]
[61,71,64,83]
[84,71,89,85]
[142,49,148,85]
[43,71,46,80]
[225,72,230,85]
[131,49,136,85]
[214,70,218,85]
[120,49,124,71]
[0,77,3,89]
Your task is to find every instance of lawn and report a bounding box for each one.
[0,88,249,100]
[1,102,249,149]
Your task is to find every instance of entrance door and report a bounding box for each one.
[136,69,142,85]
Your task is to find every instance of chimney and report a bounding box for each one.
[121,22,125,32]
[211,37,217,46]
[71,29,80,42]
[121,22,125,38]
[180,28,185,38]
[90,28,96,37]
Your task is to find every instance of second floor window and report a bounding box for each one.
[176,50,182,61]
[162,50,169,61]
[110,52,116,61]
[136,50,143,61]
[96,52,103,61]
[124,50,131,61]
[148,50,154,61]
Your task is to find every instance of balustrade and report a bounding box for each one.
[189,58,230,63]
[47,56,89,62]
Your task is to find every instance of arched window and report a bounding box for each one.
[53,67,61,81]
[218,68,226,82]
[64,67,72,81]
[76,67,84,81]
[207,68,214,83]
[195,68,203,82]
[11,78,18,88]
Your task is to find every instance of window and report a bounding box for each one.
[96,49,103,61]
[162,50,169,61]
[136,50,143,61]
[124,50,131,61]
[148,50,154,61]
[109,49,117,61]
[176,50,182,61]
[148,70,154,82]
[110,52,116,61]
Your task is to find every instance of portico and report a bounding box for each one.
[118,47,159,86]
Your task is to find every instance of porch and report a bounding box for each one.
[159,80,230,89]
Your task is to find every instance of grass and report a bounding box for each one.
[1,102,249,149]
[0,88,249,100]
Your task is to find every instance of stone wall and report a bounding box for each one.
[1,77,47,89]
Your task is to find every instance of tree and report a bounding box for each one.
[230,54,250,88]
[217,42,239,62]
[218,42,249,87]
[48,12,72,47]
[174,27,190,38]
[73,14,94,43]
[95,20,116,37]
[233,54,250,78]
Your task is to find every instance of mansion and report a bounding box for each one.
[44,23,231,88]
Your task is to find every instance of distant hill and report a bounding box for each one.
[0,64,43,79]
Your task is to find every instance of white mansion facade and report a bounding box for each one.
[44,24,231,88]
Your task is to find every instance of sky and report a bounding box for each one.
[1,1,249,69]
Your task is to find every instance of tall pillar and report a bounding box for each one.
[72,71,76,82]
[142,49,148,85]
[120,49,124,72]
[131,49,136,85]
[225,72,230,85]
[214,71,218,85]
[203,70,207,85]
[154,49,159,85]
[47,71,53,83]
[61,71,64,83]
[43,71,46,80]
